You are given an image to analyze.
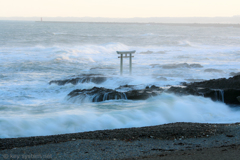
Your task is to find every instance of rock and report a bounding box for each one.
[230,72,240,76]
[139,50,153,54]
[90,67,115,70]
[237,96,240,103]
[162,63,203,69]
[59,74,240,104]
[166,75,240,105]
[185,79,204,82]
[68,86,163,102]
[184,75,240,90]
[49,74,107,85]
[124,85,163,100]
[204,69,222,73]
[68,87,126,102]
[189,64,203,68]
[150,63,203,69]
[203,89,240,104]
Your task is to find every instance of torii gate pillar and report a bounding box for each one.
[117,50,135,75]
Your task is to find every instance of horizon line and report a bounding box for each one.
[1,16,240,18]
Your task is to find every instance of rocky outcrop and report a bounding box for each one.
[151,63,203,69]
[65,75,240,104]
[49,74,107,85]
[125,85,163,100]
[182,75,240,90]
[67,85,163,102]
[68,87,127,102]
[167,75,240,105]
[237,96,240,103]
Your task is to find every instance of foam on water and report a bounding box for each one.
[1,21,240,138]
[1,94,240,138]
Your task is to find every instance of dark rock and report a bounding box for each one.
[204,69,222,72]
[68,86,163,102]
[189,64,203,68]
[166,75,240,105]
[230,72,240,76]
[150,63,203,69]
[49,74,107,85]
[90,67,115,70]
[152,75,168,81]
[204,89,240,104]
[125,85,163,100]
[185,79,204,82]
[116,84,136,90]
[237,96,240,103]
[140,50,153,54]
[184,75,240,90]
[68,87,127,102]
[162,63,203,69]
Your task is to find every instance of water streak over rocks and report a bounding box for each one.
[49,74,107,85]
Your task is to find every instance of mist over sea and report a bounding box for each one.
[0,21,240,138]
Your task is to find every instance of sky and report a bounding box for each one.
[0,0,240,18]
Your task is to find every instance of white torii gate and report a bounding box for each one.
[117,50,136,75]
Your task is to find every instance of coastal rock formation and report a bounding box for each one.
[237,96,240,103]
[65,75,240,104]
[67,85,163,102]
[68,87,127,102]
[151,63,203,69]
[167,75,240,105]
[49,74,107,85]
[125,85,163,100]
[229,72,240,76]
[182,75,240,89]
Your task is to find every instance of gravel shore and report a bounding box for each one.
[1,122,240,159]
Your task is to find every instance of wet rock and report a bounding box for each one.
[162,63,203,69]
[156,77,168,81]
[116,84,136,90]
[68,87,126,102]
[185,79,204,82]
[68,86,164,102]
[150,63,203,69]
[204,69,222,72]
[90,67,115,70]
[237,96,240,103]
[203,89,240,104]
[125,85,163,100]
[139,50,154,54]
[184,75,240,90]
[166,75,240,105]
[152,74,168,81]
[49,74,107,85]
[189,64,203,68]
[230,72,240,76]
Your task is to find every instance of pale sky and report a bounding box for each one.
[0,0,240,18]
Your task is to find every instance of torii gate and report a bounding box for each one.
[117,50,135,75]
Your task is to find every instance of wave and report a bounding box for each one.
[1,94,240,138]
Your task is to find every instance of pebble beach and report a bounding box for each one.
[1,122,240,159]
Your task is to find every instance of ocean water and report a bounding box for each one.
[0,21,240,138]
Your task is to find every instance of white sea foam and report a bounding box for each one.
[1,94,240,138]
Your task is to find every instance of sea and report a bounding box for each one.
[0,21,240,138]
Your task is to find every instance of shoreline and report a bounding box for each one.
[1,122,238,150]
[1,122,240,159]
